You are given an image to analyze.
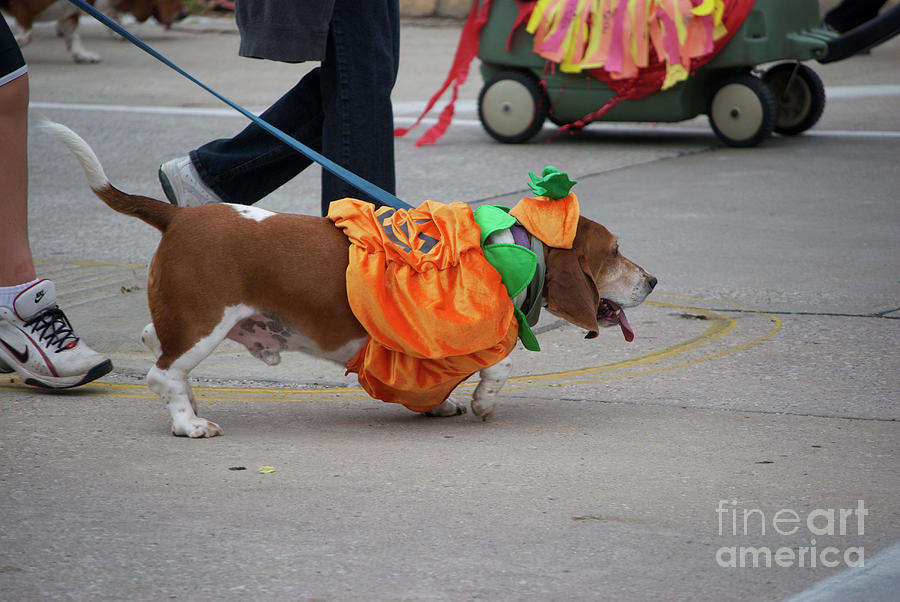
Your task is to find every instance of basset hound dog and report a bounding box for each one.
[1,0,183,63]
[49,122,657,437]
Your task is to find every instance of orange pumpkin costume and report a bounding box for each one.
[328,199,518,412]
[327,167,579,413]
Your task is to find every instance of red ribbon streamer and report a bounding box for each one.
[394,0,492,146]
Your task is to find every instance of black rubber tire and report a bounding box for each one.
[763,62,826,136]
[478,71,548,144]
[708,73,778,148]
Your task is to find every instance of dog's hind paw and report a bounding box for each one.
[172,417,224,438]
[425,399,467,417]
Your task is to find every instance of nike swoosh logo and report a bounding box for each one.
[0,338,29,364]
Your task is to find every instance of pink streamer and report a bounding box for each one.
[604,0,629,73]
[658,10,682,65]
[538,0,580,54]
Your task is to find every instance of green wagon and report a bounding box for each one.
[476,0,900,147]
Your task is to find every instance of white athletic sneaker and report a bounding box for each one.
[0,279,112,389]
[158,156,223,207]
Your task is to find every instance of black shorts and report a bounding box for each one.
[1,18,28,86]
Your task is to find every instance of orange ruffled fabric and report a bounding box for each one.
[509,192,580,250]
[328,198,519,413]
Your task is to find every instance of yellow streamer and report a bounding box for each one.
[692,0,715,16]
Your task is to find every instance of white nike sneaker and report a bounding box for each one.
[0,279,112,389]
[158,156,224,207]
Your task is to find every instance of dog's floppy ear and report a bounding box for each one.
[544,244,601,339]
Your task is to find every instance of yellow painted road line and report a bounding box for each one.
[505,312,782,390]
[0,295,780,402]
[507,300,734,383]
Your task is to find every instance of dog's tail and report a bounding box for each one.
[43,120,176,232]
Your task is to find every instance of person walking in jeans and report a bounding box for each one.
[159,0,400,216]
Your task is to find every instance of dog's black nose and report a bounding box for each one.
[648,276,658,291]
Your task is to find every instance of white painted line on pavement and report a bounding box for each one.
[30,83,900,118]
[825,84,900,99]
[31,91,900,140]
[393,120,900,139]
[391,85,900,114]
[392,99,478,114]
[32,101,246,117]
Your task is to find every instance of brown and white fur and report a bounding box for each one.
[49,122,657,437]
[1,0,183,63]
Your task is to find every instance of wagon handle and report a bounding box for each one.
[818,3,900,63]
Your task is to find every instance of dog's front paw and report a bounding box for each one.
[471,358,510,421]
[470,398,494,421]
[72,49,102,64]
[14,30,33,47]
[425,399,467,417]
[172,417,224,438]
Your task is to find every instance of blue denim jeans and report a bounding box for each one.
[191,0,399,215]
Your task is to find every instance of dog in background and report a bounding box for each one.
[1,0,184,63]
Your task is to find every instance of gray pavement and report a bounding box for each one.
[1,13,899,602]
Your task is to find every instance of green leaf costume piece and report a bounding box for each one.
[527,166,577,200]
[473,205,541,352]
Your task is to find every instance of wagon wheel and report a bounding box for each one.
[763,62,826,136]
[478,71,548,144]
[708,73,777,147]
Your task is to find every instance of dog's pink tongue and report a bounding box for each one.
[618,309,635,342]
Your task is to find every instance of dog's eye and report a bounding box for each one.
[612,246,619,258]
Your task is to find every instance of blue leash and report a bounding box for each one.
[66,0,412,210]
